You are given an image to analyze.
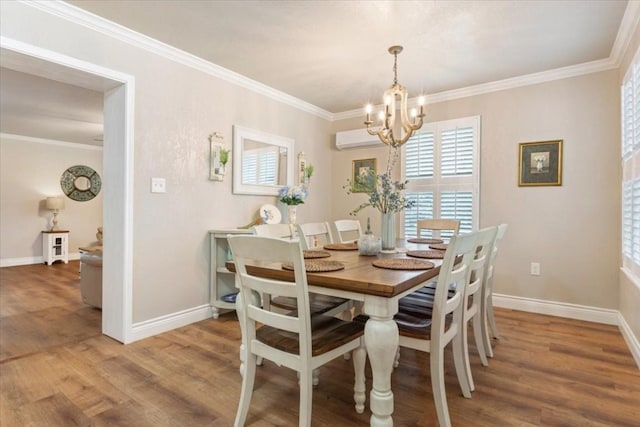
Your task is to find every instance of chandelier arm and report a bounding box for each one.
[363,45,425,147]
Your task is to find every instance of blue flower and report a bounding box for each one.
[279,185,308,205]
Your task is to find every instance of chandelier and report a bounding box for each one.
[364,45,425,147]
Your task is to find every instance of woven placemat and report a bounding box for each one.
[406,250,445,259]
[429,243,448,250]
[282,260,345,272]
[372,258,435,270]
[407,238,444,244]
[303,250,331,259]
[324,242,358,251]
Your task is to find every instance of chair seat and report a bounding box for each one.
[257,314,364,356]
[270,294,350,315]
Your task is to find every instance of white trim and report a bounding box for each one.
[493,293,619,325]
[334,59,617,121]
[621,267,640,291]
[23,0,640,123]
[618,311,640,369]
[25,0,332,121]
[0,252,80,267]
[0,256,43,267]
[0,36,136,345]
[610,0,640,65]
[0,133,103,151]
[129,304,213,343]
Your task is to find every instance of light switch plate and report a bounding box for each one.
[151,177,166,193]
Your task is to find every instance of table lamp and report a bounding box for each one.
[46,196,65,231]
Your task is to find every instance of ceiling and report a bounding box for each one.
[0,0,634,144]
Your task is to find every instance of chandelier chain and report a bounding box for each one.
[393,51,398,86]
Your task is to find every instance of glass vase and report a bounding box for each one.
[288,205,297,225]
[381,213,396,251]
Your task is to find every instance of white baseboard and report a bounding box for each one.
[0,256,43,267]
[494,293,639,369]
[493,293,619,324]
[1,254,80,267]
[618,312,640,369]
[129,304,213,343]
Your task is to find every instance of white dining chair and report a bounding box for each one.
[252,223,293,239]
[251,223,348,318]
[480,223,508,358]
[227,235,367,427]
[457,226,497,391]
[389,231,479,427]
[333,219,362,243]
[417,218,460,239]
[295,222,334,250]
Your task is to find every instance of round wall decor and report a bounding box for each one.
[60,165,102,201]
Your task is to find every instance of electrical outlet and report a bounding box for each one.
[530,262,541,276]
[151,177,166,193]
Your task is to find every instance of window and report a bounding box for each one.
[402,116,480,238]
[622,48,640,280]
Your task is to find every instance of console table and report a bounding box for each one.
[209,228,252,318]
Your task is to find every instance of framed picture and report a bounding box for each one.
[518,140,563,186]
[351,158,377,193]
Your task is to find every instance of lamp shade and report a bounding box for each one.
[46,196,65,210]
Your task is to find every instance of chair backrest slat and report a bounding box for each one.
[252,223,293,239]
[333,219,362,243]
[466,227,498,307]
[430,232,478,336]
[228,235,312,356]
[296,222,334,249]
[417,219,460,239]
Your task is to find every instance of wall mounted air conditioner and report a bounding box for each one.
[335,128,383,150]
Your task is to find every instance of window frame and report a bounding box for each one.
[621,46,640,285]
[401,115,481,238]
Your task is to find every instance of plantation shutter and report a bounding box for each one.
[242,153,257,184]
[621,48,640,280]
[258,150,277,184]
[402,116,480,238]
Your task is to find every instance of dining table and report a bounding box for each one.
[227,238,444,427]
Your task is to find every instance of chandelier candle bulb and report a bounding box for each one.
[365,45,426,147]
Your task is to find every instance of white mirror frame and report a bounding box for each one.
[232,125,295,195]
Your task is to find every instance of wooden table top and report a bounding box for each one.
[227,240,443,298]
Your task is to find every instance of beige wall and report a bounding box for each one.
[0,2,332,323]
[0,135,103,263]
[332,70,621,310]
[1,2,637,348]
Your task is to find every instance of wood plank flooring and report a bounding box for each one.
[1,262,639,426]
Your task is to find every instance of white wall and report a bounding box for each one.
[0,135,103,265]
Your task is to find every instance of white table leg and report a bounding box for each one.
[364,297,398,427]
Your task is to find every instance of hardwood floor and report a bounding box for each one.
[1,262,638,426]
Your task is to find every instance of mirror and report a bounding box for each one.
[60,165,102,201]
[232,125,294,195]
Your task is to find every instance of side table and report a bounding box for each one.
[42,230,69,265]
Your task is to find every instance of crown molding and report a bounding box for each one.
[24,1,639,124]
[26,0,333,121]
[610,0,640,66]
[333,57,618,121]
[0,132,103,150]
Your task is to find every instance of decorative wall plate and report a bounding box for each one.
[259,204,281,224]
[60,165,102,201]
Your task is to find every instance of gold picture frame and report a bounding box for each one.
[518,140,563,186]
[351,158,377,193]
